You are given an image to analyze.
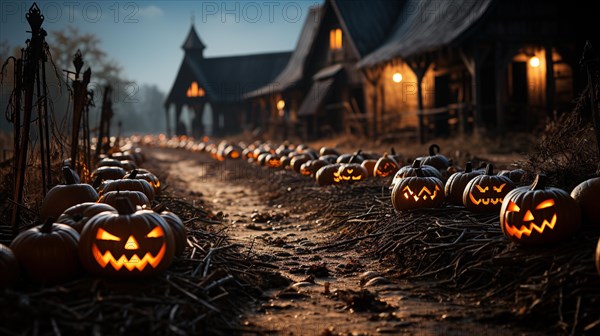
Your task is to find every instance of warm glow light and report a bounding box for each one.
[329,28,342,50]
[505,214,557,239]
[529,57,540,68]
[277,99,285,110]
[392,72,403,83]
[186,81,205,97]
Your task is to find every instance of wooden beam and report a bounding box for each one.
[545,44,556,117]
[407,56,432,144]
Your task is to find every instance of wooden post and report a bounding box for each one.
[407,57,431,144]
[545,44,556,117]
[495,43,509,135]
[460,46,490,133]
[582,41,600,159]
[363,65,384,138]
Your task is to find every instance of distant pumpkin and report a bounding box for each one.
[361,159,377,177]
[338,163,368,182]
[373,153,399,178]
[57,202,117,233]
[392,168,444,211]
[444,162,482,206]
[463,164,515,212]
[498,169,526,184]
[417,144,450,171]
[315,164,343,186]
[393,159,442,186]
[40,167,99,220]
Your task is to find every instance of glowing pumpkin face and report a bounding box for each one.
[315,164,343,186]
[265,154,283,169]
[463,164,515,212]
[373,153,399,177]
[500,174,581,245]
[392,168,444,211]
[79,198,174,277]
[337,164,368,182]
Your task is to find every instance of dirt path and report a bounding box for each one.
[147,147,537,336]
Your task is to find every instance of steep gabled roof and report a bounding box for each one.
[359,0,494,68]
[182,24,206,51]
[244,6,322,98]
[332,0,404,58]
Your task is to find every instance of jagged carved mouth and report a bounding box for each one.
[468,194,503,205]
[92,244,166,271]
[504,214,557,239]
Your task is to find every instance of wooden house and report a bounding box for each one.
[164,24,290,137]
[358,0,597,142]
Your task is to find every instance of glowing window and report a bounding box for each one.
[186,81,205,97]
[329,28,342,50]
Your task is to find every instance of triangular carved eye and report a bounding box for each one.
[146,226,164,238]
[535,199,555,210]
[506,201,520,213]
[475,185,489,193]
[97,228,121,241]
[493,183,506,193]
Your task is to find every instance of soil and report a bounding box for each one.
[146,147,544,336]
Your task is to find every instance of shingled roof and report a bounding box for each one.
[358,0,494,68]
[244,6,322,98]
[165,25,291,106]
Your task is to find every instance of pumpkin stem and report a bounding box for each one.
[62,166,76,185]
[91,176,102,189]
[485,163,494,175]
[411,159,422,168]
[415,168,424,177]
[128,169,138,179]
[40,217,55,234]
[429,144,440,155]
[391,147,396,155]
[383,152,388,158]
[465,161,473,173]
[530,174,548,190]
[114,197,136,215]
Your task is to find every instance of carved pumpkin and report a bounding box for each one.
[99,175,155,201]
[338,163,368,182]
[463,164,515,213]
[361,159,377,177]
[265,154,283,169]
[123,169,161,195]
[500,174,581,245]
[10,218,80,283]
[300,159,329,177]
[57,202,117,233]
[0,244,19,288]
[91,166,127,183]
[40,167,99,220]
[336,150,364,164]
[417,144,450,171]
[315,164,343,186]
[79,198,175,277]
[160,211,188,257]
[392,168,444,211]
[373,153,399,178]
[444,162,483,206]
[224,144,243,159]
[99,190,151,209]
[570,177,600,226]
[393,159,442,186]
[498,169,526,184]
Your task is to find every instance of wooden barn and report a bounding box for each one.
[164,24,290,137]
[245,0,404,140]
[358,0,597,142]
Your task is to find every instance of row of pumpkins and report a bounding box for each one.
[156,137,600,249]
[0,147,188,288]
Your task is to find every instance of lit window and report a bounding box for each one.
[329,28,342,50]
[186,81,205,97]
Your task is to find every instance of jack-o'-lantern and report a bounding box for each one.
[315,164,343,186]
[392,159,442,186]
[79,198,175,277]
[224,145,242,160]
[373,153,399,177]
[57,202,117,233]
[40,167,99,220]
[417,144,450,171]
[336,150,364,164]
[444,162,483,206]
[392,168,444,211]
[123,169,161,195]
[265,154,283,169]
[498,168,526,184]
[361,159,377,177]
[500,174,581,245]
[570,177,600,226]
[463,164,515,212]
[337,163,368,182]
[300,159,329,177]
